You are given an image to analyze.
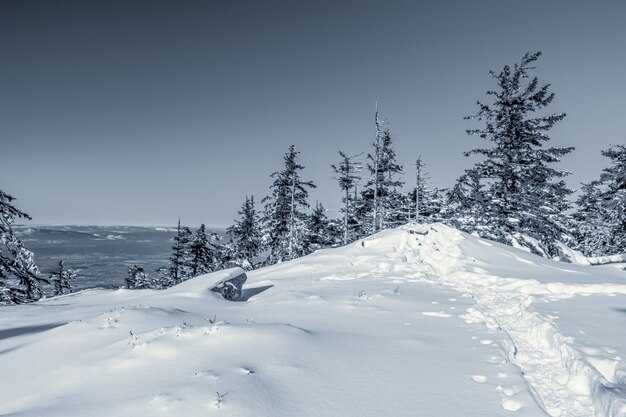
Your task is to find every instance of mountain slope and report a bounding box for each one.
[1,224,625,417]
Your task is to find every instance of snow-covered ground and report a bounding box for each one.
[1,224,625,417]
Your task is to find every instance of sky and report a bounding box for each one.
[1,0,625,227]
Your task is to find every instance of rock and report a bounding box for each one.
[210,270,247,301]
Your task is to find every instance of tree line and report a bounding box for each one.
[2,51,625,302]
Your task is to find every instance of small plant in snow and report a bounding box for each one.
[357,290,370,300]
[213,392,228,408]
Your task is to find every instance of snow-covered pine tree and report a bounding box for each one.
[168,219,193,284]
[305,202,338,251]
[449,52,574,258]
[360,107,404,234]
[227,196,261,270]
[153,266,170,289]
[574,145,626,256]
[261,145,316,263]
[189,224,215,276]
[331,151,363,245]
[0,189,45,304]
[413,156,429,221]
[49,260,76,296]
[125,265,151,289]
[406,156,443,223]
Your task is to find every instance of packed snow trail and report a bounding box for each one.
[401,224,626,417]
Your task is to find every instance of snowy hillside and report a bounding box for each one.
[1,224,626,417]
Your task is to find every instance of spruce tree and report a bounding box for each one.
[574,145,626,256]
[49,260,76,296]
[449,52,574,257]
[189,224,215,276]
[360,108,404,234]
[305,202,337,251]
[331,151,363,245]
[407,156,443,223]
[227,196,261,269]
[168,219,192,284]
[261,145,316,263]
[0,189,45,304]
[126,265,151,289]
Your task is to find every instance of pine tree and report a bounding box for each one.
[407,156,443,223]
[449,52,574,257]
[261,145,316,263]
[0,189,45,304]
[189,224,215,276]
[331,151,363,245]
[574,145,626,256]
[227,196,261,269]
[305,202,338,251]
[360,107,404,234]
[49,260,76,296]
[168,219,192,284]
[126,265,151,289]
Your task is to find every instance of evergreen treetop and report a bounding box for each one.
[450,52,574,257]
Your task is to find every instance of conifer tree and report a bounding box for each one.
[168,219,192,284]
[49,260,76,296]
[331,151,363,244]
[189,224,215,276]
[261,145,316,263]
[305,202,337,251]
[125,265,151,289]
[0,189,45,304]
[360,107,404,234]
[227,196,261,269]
[574,145,626,256]
[407,156,443,223]
[449,52,574,257]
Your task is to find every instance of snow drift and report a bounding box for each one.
[1,224,626,417]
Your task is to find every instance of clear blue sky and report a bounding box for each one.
[1,0,625,226]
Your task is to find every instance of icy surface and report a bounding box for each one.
[1,223,626,416]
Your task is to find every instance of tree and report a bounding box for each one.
[407,156,443,223]
[305,202,338,251]
[126,265,151,289]
[189,224,215,276]
[449,52,574,257]
[261,145,316,263]
[360,107,404,234]
[227,196,261,269]
[168,219,192,284]
[574,145,626,256]
[49,260,76,296]
[331,151,363,244]
[0,189,46,304]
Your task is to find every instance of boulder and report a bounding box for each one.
[210,269,247,301]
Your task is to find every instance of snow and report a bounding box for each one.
[1,223,626,416]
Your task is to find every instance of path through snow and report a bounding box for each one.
[402,224,626,417]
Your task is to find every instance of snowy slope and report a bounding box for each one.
[1,224,626,417]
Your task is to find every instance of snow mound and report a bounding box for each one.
[1,223,626,417]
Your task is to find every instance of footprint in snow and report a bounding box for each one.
[501,399,522,412]
[471,374,488,383]
[421,311,452,318]
[194,370,219,379]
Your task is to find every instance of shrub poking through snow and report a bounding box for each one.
[49,260,76,296]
